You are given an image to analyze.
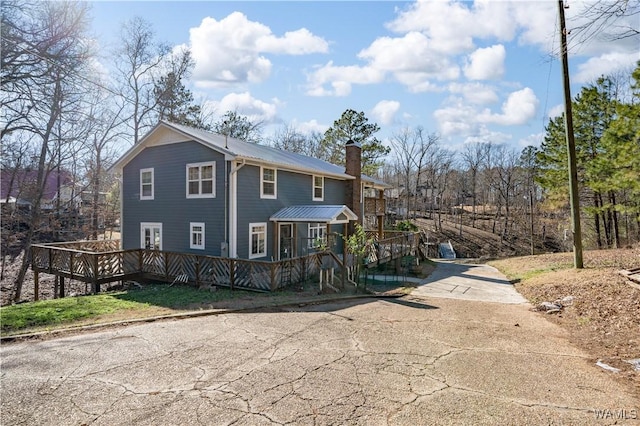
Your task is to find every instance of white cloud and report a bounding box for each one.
[478,87,539,126]
[433,101,481,137]
[462,128,512,146]
[371,100,401,125]
[464,45,506,80]
[256,28,329,55]
[574,51,639,84]
[448,82,499,105]
[294,119,328,135]
[207,92,279,124]
[190,12,328,88]
[306,31,460,96]
[548,104,565,119]
[386,0,516,54]
[518,132,544,149]
[358,32,460,79]
[434,88,538,140]
[305,61,384,97]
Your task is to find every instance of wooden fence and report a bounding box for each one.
[30,231,419,301]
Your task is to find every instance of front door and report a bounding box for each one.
[141,222,162,250]
[279,223,293,259]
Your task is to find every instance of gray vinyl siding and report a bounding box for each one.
[236,165,348,259]
[122,141,226,255]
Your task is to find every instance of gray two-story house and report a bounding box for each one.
[112,121,387,261]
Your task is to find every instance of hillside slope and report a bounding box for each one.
[414,216,559,260]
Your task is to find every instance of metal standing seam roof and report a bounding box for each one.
[167,121,352,179]
[269,205,358,223]
[111,121,391,188]
[164,121,390,188]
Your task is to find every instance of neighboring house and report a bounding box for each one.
[112,121,388,261]
[0,169,81,211]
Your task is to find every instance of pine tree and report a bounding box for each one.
[536,65,640,247]
[319,109,390,176]
[154,71,209,130]
[212,111,263,144]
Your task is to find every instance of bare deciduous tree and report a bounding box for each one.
[1,1,93,301]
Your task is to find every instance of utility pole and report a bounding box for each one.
[529,190,535,256]
[558,0,584,269]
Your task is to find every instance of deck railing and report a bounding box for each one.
[31,242,325,299]
[363,232,416,267]
[30,231,419,300]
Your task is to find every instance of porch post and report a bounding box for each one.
[292,224,297,258]
[378,189,384,240]
[273,222,279,260]
[342,222,347,288]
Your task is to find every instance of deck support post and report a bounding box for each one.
[60,276,65,298]
[34,271,39,301]
[92,254,100,293]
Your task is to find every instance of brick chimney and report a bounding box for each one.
[345,139,362,225]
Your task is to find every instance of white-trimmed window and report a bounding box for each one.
[260,167,276,199]
[186,162,215,198]
[190,222,205,250]
[308,223,326,249]
[140,168,154,200]
[313,176,324,201]
[249,222,267,258]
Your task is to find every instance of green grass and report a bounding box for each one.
[1,294,144,333]
[0,284,256,335]
[113,284,248,308]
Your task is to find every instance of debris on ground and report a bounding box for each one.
[626,359,640,371]
[596,359,621,373]
[618,268,640,289]
[536,295,575,314]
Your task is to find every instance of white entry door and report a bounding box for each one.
[141,223,162,250]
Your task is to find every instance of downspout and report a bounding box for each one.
[224,160,228,251]
[228,159,245,258]
[118,173,123,249]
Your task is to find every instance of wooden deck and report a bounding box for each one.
[30,232,420,301]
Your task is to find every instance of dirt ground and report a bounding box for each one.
[490,248,640,394]
[1,253,124,306]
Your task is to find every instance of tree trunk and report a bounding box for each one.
[14,78,62,302]
[609,191,620,248]
[594,192,603,249]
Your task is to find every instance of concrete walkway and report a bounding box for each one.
[412,260,529,304]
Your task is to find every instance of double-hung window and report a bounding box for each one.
[261,167,276,199]
[312,176,324,201]
[249,223,267,258]
[140,168,154,200]
[186,162,215,198]
[190,222,205,250]
[308,223,326,249]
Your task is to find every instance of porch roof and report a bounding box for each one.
[269,205,357,224]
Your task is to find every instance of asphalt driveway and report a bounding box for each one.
[1,262,638,425]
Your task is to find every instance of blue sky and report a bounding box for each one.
[88,1,639,154]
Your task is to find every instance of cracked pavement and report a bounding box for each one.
[2,264,639,425]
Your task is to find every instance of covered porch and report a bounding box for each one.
[269,205,359,260]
